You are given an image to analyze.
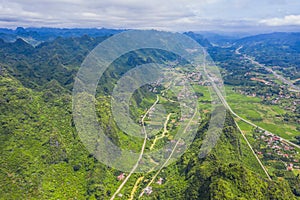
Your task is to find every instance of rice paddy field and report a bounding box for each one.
[225,86,299,141]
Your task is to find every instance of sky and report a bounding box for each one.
[1,0,300,32]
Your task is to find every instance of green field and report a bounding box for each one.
[225,86,299,141]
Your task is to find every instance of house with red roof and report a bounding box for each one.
[117,173,125,181]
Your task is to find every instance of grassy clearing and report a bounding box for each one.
[192,85,212,113]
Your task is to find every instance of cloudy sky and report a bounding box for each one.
[1,0,300,32]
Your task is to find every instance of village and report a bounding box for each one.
[112,66,299,198]
[232,72,300,113]
[251,129,300,175]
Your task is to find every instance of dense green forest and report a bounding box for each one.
[1,69,295,199]
[234,32,300,80]
[0,29,299,199]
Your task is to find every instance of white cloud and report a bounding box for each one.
[0,0,300,31]
[260,15,300,26]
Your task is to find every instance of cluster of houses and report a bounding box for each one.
[233,82,299,113]
[254,131,300,171]
[142,177,164,196]
[186,72,202,83]
[269,93,299,113]
[250,77,272,85]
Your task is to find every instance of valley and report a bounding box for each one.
[0,28,299,199]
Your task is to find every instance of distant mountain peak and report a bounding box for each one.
[14,38,31,46]
[16,27,26,33]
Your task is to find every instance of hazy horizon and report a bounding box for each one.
[1,0,300,33]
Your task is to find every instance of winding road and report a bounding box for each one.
[235,46,300,149]
[150,113,172,150]
[110,95,160,200]
[236,46,300,92]
[111,48,299,199]
[212,78,300,150]
[203,49,300,180]
[139,106,199,198]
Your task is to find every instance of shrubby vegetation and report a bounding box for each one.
[0,31,299,199]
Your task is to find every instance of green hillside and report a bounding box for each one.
[0,34,299,199]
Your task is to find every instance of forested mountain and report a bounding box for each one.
[234,32,300,79]
[0,27,123,44]
[235,32,300,48]
[0,29,299,199]
[1,68,295,199]
[0,35,108,90]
